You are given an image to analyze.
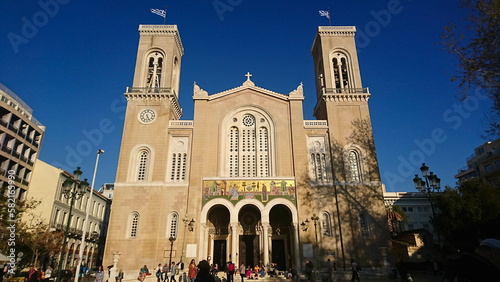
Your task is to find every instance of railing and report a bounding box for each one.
[169,120,193,127]
[324,88,370,94]
[126,87,175,95]
[304,120,328,128]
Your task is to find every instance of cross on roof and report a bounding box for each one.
[245,72,252,81]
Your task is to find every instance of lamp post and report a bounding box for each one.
[74,149,104,282]
[180,216,194,274]
[310,214,319,246]
[413,163,442,251]
[168,237,176,267]
[57,167,89,280]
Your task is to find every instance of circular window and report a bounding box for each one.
[242,115,255,126]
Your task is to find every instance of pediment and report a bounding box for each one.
[193,73,304,101]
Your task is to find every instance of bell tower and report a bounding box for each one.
[115,25,184,183]
[131,25,184,98]
[311,26,380,182]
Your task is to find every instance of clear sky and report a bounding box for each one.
[0,0,492,192]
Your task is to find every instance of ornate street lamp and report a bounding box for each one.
[300,219,309,231]
[413,163,442,250]
[168,237,176,267]
[57,167,89,280]
[311,214,320,245]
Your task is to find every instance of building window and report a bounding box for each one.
[321,212,333,237]
[359,212,370,237]
[168,213,179,239]
[484,164,492,173]
[146,51,164,88]
[348,151,361,181]
[332,52,351,90]
[170,153,187,181]
[227,113,270,177]
[137,150,149,181]
[130,212,139,238]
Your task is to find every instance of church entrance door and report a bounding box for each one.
[239,235,257,267]
[213,240,226,271]
[271,239,286,271]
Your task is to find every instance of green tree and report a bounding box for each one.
[442,0,500,138]
[432,178,500,251]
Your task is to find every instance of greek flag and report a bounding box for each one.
[319,10,330,19]
[150,8,166,18]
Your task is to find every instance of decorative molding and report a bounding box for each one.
[138,25,184,55]
[125,87,182,120]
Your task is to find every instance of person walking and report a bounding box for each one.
[156,263,163,282]
[226,261,235,282]
[350,259,360,282]
[170,262,177,282]
[304,261,313,282]
[188,260,197,282]
[162,263,169,282]
[326,259,335,282]
[239,263,245,282]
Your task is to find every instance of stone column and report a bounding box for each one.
[230,222,239,265]
[200,223,208,261]
[292,223,300,269]
[262,222,270,266]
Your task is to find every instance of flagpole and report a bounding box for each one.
[328,7,331,26]
[164,6,167,25]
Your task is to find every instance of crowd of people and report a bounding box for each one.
[4,239,499,282]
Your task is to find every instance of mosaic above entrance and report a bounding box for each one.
[202,179,296,206]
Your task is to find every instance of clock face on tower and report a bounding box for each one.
[139,108,156,124]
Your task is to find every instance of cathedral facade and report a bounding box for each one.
[103,24,391,275]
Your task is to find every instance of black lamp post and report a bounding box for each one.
[57,167,88,279]
[168,237,176,266]
[310,214,319,245]
[413,163,442,251]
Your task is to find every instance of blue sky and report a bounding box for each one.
[0,0,492,192]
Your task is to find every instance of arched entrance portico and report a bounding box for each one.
[199,197,300,271]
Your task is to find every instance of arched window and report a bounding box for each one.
[332,52,351,91]
[348,150,361,181]
[137,149,149,181]
[130,212,140,238]
[321,211,333,237]
[146,52,164,88]
[167,212,179,239]
[359,212,370,237]
[226,113,271,177]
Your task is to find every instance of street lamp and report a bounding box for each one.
[300,219,309,231]
[168,237,176,266]
[310,214,319,245]
[413,163,442,250]
[57,167,89,280]
[74,149,104,282]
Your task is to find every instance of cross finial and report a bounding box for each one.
[245,72,252,81]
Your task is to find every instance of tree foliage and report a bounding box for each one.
[442,0,500,138]
[0,196,63,268]
[432,178,500,251]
